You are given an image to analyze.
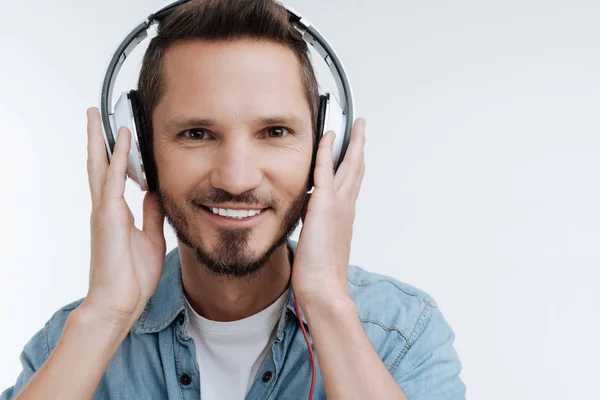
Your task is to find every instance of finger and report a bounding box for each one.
[142,192,166,250]
[313,130,336,191]
[86,107,109,208]
[102,126,131,202]
[349,160,366,204]
[335,118,366,194]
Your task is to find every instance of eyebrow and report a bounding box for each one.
[161,114,305,132]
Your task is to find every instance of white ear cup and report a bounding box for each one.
[112,92,148,191]
[322,92,347,170]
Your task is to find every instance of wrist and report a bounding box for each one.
[23,301,135,399]
[300,291,357,324]
[74,301,137,340]
[295,283,351,309]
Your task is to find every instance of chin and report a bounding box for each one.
[184,224,287,278]
[158,184,305,277]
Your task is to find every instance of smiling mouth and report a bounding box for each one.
[198,205,267,220]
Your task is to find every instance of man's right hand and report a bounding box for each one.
[83,107,166,330]
[12,108,167,400]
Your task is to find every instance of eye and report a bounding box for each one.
[181,128,212,140]
[265,126,291,138]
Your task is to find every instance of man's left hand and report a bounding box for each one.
[292,117,366,308]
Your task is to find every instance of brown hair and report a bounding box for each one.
[137,0,319,142]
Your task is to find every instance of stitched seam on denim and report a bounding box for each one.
[137,296,152,328]
[410,301,434,345]
[389,301,435,374]
[360,318,409,342]
[391,338,410,375]
[389,301,433,374]
[175,334,184,399]
[270,344,282,398]
[348,275,432,303]
[140,302,185,332]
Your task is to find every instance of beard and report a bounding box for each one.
[155,179,309,279]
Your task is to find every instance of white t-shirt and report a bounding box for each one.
[184,288,289,400]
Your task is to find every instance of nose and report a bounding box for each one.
[209,136,263,195]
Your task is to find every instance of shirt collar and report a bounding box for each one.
[134,239,309,335]
[134,249,186,334]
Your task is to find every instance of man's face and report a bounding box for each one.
[151,39,313,277]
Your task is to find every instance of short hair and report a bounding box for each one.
[137,0,319,143]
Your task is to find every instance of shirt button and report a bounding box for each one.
[180,373,192,386]
[177,312,185,326]
[262,371,273,383]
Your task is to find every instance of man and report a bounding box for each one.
[1,0,465,399]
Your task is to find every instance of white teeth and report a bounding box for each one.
[208,207,263,219]
[238,210,250,218]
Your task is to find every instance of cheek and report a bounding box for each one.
[262,146,312,196]
[154,145,212,194]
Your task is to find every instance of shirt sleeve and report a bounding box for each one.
[0,326,49,400]
[392,304,466,399]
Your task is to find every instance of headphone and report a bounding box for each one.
[99,0,355,193]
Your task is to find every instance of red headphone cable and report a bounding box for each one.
[293,295,316,400]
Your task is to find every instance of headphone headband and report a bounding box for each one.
[100,1,353,158]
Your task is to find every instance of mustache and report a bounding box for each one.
[190,188,275,208]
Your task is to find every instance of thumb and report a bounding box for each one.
[313,130,335,190]
[142,191,166,249]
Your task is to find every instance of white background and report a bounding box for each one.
[1,0,599,398]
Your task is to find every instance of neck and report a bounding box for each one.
[179,243,291,322]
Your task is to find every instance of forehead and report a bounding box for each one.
[155,39,311,125]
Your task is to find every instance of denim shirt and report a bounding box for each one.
[1,241,465,399]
